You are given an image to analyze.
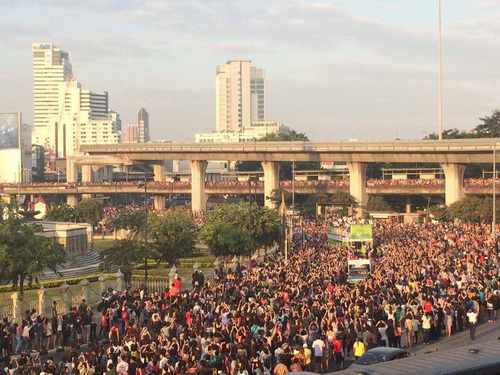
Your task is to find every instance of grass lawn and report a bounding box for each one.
[93,239,116,252]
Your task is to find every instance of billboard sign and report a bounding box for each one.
[0,113,20,149]
[349,224,373,242]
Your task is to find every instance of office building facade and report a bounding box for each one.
[32,43,121,164]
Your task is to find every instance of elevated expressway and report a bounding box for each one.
[61,138,500,214]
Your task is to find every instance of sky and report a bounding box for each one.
[0,0,499,142]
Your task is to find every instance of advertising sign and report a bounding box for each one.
[349,224,373,242]
[0,113,20,149]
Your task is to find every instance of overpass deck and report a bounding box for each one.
[79,138,500,163]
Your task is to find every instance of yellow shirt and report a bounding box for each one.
[353,341,365,357]
[304,348,312,365]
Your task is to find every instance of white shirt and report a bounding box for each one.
[467,311,478,324]
[312,339,325,356]
[379,326,387,340]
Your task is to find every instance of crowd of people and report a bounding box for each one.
[1,216,499,375]
[5,177,500,193]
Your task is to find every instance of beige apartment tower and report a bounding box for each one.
[216,60,265,133]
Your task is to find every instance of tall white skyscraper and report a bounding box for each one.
[32,43,121,162]
[215,60,265,133]
[32,43,72,147]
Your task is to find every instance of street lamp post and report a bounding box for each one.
[138,175,149,283]
[493,144,497,241]
[291,160,295,218]
[438,0,443,140]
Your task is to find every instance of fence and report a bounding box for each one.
[1,272,126,322]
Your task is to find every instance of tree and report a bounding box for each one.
[426,128,470,139]
[99,239,150,283]
[428,205,449,221]
[75,199,104,228]
[447,196,484,222]
[268,188,292,206]
[200,222,253,259]
[0,217,66,295]
[148,209,198,265]
[206,202,281,251]
[426,109,500,140]
[259,130,309,142]
[367,196,394,212]
[473,109,500,138]
[44,204,77,222]
[105,207,147,239]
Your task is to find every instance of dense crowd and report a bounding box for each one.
[1,217,499,375]
[4,178,500,192]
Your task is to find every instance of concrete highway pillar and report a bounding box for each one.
[189,160,208,213]
[66,158,78,183]
[81,165,92,183]
[262,161,281,208]
[81,165,92,200]
[442,163,466,206]
[154,195,166,210]
[153,164,166,210]
[153,164,165,182]
[67,194,78,207]
[347,162,368,217]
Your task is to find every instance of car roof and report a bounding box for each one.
[364,347,404,354]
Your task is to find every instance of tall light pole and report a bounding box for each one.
[438,0,443,140]
[291,160,295,217]
[493,144,497,241]
[138,175,149,283]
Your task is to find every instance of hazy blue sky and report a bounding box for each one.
[1,0,499,141]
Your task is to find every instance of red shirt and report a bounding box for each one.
[333,340,343,353]
[121,310,129,322]
[423,301,433,313]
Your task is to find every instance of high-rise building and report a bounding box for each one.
[0,112,33,183]
[32,43,121,163]
[138,107,150,142]
[216,60,265,133]
[122,124,139,143]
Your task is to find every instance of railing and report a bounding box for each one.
[2,178,500,197]
[80,138,500,153]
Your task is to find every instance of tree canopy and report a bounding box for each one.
[429,195,500,222]
[105,207,147,239]
[44,199,104,228]
[0,217,66,294]
[367,196,394,212]
[74,199,104,228]
[44,203,77,222]
[200,222,253,259]
[99,239,151,283]
[148,209,198,265]
[206,202,281,251]
[426,109,500,139]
